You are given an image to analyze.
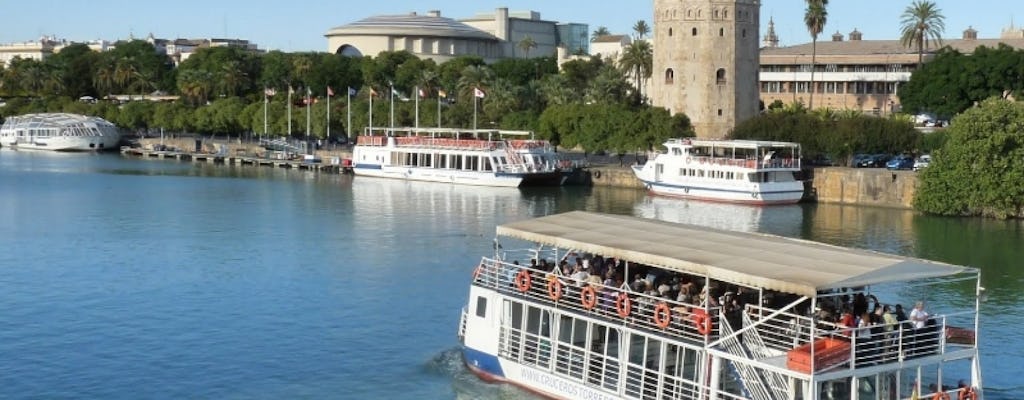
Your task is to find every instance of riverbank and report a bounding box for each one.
[131,137,918,209]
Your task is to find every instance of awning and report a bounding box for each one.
[496,211,971,297]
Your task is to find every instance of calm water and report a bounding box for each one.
[0,150,1020,399]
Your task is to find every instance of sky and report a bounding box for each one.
[1,0,1021,52]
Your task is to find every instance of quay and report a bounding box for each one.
[120,146,352,174]
[121,137,353,174]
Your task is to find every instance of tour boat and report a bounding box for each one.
[458,211,984,400]
[0,113,121,151]
[351,127,568,187]
[632,139,804,205]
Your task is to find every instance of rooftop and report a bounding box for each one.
[326,12,498,41]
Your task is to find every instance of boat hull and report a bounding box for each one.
[353,164,523,187]
[641,180,804,205]
[2,134,121,152]
[462,347,620,400]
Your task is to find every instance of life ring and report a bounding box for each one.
[932,390,951,400]
[958,387,977,400]
[593,170,602,179]
[473,264,484,280]
[615,293,632,318]
[653,302,672,329]
[515,270,532,293]
[691,308,712,336]
[547,279,563,301]
[580,286,598,310]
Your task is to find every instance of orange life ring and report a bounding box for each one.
[615,293,632,318]
[547,279,563,301]
[580,286,598,310]
[653,302,672,329]
[691,308,712,336]
[515,270,532,293]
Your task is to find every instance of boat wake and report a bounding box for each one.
[424,347,538,400]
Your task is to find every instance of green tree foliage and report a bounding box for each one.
[46,43,99,98]
[730,109,919,165]
[914,98,1024,218]
[539,104,692,152]
[899,45,1024,117]
[899,0,945,67]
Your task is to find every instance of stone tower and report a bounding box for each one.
[651,0,761,139]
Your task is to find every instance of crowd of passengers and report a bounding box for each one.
[496,253,945,361]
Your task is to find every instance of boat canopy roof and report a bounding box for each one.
[668,138,800,149]
[496,211,971,297]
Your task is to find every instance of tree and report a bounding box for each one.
[591,26,611,41]
[900,0,945,68]
[517,36,538,58]
[804,0,828,110]
[456,64,493,101]
[620,40,652,102]
[632,20,651,40]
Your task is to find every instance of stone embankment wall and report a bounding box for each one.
[807,167,919,209]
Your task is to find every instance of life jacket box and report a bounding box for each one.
[786,337,851,373]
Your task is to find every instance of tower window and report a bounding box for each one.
[718,109,723,116]
[714,10,719,19]
[665,68,675,84]
[742,29,747,38]
[719,28,724,36]
[669,28,673,36]
[692,27,698,36]
[716,68,726,85]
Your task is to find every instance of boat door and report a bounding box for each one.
[655,163,664,182]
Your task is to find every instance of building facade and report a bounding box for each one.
[325,8,587,63]
[759,27,1024,114]
[651,0,761,139]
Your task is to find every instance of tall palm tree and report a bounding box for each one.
[620,40,653,102]
[114,56,139,94]
[218,60,247,97]
[456,64,493,101]
[900,0,946,68]
[517,36,538,58]
[93,59,116,97]
[633,20,651,40]
[591,26,611,42]
[804,0,828,109]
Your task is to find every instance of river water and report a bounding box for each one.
[0,150,1019,399]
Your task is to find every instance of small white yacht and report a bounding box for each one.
[0,113,121,151]
[633,139,804,205]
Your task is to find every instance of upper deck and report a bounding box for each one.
[661,138,802,170]
[357,127,553,153]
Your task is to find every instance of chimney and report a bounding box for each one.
[832,31,844,42]
[849,28,862,41]
[963,26,978,40]
[427,10,440,17]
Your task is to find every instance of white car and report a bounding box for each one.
[913,155,931,171]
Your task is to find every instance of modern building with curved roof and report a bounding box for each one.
[325,8,588,63]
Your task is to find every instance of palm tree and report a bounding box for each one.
[517,36,538,58]
[900,0,946,68]
[114,56,139,94]
[804,0,828,109]
[620,40,653,102]
[633,20,651,40]
[456,64,493,101]
[591,26,611,42]
[93,60,116,97]
[218,60,247,97]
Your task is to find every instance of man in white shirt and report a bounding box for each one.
[909,301,929,329]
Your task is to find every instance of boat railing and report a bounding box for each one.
[744,304,975,374]
[393,136,499,150]
[356,135,387,146]
[472,257,721,344]
[686,156,800,170]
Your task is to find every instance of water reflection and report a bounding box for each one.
[633,196,804,236]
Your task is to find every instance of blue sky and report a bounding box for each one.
[1,1,1020,52]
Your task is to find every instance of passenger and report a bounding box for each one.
[910,301,929,330]
[571,264,589,287]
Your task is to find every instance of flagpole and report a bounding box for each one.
[389,82,395,133]
[369,88,374,136]
[473,95,478,131]
[414,85,419,131]
[306,88,311,155]
[437,90,442,128]
[263,88,268,141]
[287,86,292,137]
[326,87,331,143]
[346,88,352,140]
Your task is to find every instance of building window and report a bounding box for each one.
[475,296,487,317]
[719,27,724,36]
[692,27,698,36]
[724,10,729,19]
[718,109,723,116]
[714,9,719,19]
[665,68,675,84]
[669,28,673,36]
[716,68,726,85]
[742,29,746,38]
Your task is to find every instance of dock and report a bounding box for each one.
[120,147,353,174]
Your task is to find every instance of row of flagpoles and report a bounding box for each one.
[261,84,487,145]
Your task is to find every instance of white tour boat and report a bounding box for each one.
[459,211,984,400]
[633,139,804,205]
[351,127,568,187]
[0,113,121,151]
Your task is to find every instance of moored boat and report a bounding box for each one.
[0,113,121,151]
[351,127,569,187]
[632,139,804,205]
[458,211,985,400]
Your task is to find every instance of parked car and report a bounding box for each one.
[886,155,914,170]
[913,155,931,171]
[855,153,890,168]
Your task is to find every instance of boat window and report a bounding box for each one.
[483,157,493,171]
[475,296,487,317]
[672,148,682,155]
[510,302,524,329]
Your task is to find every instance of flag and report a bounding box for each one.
[474,87,486,98]
[391,87,400,97]
[327,86,335,97]
[348,87,358,96]
[264,88,276,97]
[438,89,447,98]
[369,88,378,97]
[418,88,426,98]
